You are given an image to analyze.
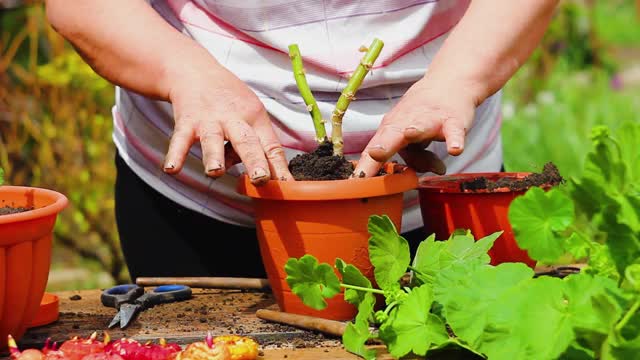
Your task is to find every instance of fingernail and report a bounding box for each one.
[368,144,386,151]
[207,162,224,173]
[164,163,175,171]
[251,167,269,181]
[451,142,461,149]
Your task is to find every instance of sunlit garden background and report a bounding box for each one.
[1,0,639,291]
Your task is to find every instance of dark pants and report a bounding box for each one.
[115,153,428,281]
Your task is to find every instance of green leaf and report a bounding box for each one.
[600,201,640,277]
[0,167,3,185]
[602,322,640,360]
[368,215,410,291]
[564,232,591,260]
[584,242,621,282]
[378,285,449,358]
[335,258,374,307]
[625,264,640,292]
[412,231,501,286]
[559,342,596,360]
[343,293,377,360]
[562,274,625,347]
[435,263,577,360]
[284,255,340,310]
[509,187,575,263]
[343,321,376,360]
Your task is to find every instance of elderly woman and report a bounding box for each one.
[45,0,558,280]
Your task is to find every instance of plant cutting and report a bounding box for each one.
[418,162,565,267]
[237,39,418,321]
[0,167,68,349]
[284,122,640,360]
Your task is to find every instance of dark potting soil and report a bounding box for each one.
[460,162,564,192]
[288,139,355,181]
[0,206,33,215]
[288,139,389,180]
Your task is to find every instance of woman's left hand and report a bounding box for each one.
[353,78,477,177]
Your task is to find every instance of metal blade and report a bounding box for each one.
[119,303,142,328]
[108,312,121,329]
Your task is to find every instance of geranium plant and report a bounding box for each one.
[286,39,384,179]
[284,122,640,359]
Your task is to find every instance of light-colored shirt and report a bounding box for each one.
[113,0,503,232]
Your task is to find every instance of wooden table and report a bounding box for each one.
[6,289,392,359]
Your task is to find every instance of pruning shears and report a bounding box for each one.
[101,284,192,329]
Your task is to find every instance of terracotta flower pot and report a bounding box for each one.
[237,163,418,321]
[0,186,68,347]
[418,172,537,268]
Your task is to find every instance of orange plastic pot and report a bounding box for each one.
[0,186,68,348]
[237,164,418,321]
[418,172,536,268]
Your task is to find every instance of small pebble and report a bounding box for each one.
[69,295,82,301]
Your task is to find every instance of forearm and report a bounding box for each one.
[45,0,220,100]
[424,0,559,105]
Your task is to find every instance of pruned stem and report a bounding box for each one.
[288,44,327,143]
[331,38,384,155]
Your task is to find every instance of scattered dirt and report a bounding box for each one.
[460,162,564,192]
[0,206,33,215]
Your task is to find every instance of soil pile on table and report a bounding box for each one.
[460,162,564,192]
[288,140,354,180]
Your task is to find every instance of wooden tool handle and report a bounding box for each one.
[136,277,270,290]
[256,309,346,337]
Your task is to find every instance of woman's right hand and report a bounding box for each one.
[162,62,294,185]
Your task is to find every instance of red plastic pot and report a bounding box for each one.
[418,172,536,267]
[237,163,417,321]
[0,186,68,348]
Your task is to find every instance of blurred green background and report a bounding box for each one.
[0,0,639,291]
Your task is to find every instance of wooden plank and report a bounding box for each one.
[18,289,342,347]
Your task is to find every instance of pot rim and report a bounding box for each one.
[0,186,69,225]
[237,163,418,200]
[418,172,537,194]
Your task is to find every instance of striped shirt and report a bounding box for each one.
[112,0,503,232]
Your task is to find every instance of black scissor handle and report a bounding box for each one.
[136,285,192,307]
[101,284,144,309]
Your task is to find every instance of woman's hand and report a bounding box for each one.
[354,0,558,177]
[45,0,292,186]
[354,78,476,177]
[163,64,293,185]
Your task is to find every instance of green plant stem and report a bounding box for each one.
[330,38,384,156]
[288,44,327,143]
[616,299,640,332]
[341,283,385,295]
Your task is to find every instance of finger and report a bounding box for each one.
[442,118,467,156]
[403,121,443,144]
[253,122,294,181]
[222,119,271,185]
[398,144,446,175]
[164,120,196,174]
[353,150,384,178]
[197,121,225,178]
[364,122,409,163]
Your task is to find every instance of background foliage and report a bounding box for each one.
[0,0,638,290]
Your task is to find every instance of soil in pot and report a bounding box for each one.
[288,139,386,180]
[459,162,564,192]
[0,206,33,215]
